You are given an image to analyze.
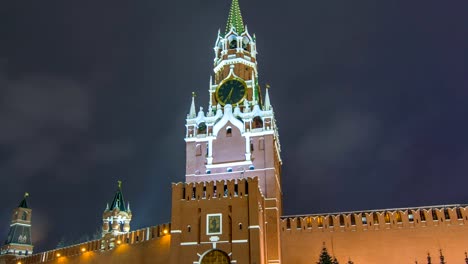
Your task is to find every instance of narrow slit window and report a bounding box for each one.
[226,127,232,137]
[339,215,345,226]
[444,208,450,220]
[456,208,463,219]
[432,210,438,221]
[195,144,202,156]
[408,211,414,222]
[420,210,426,221]
[361,214,367,225]
[373,212,379,224]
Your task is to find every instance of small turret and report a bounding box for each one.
[188,92,196,118]
[264,84,272,111]
[101,181,132,237]
[0,193,34,257]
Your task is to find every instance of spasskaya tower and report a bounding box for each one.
[170,0,283,263]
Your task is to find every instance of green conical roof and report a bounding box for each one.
[18,193,29,208]
[110,181,127,212]
[225,0,245,35]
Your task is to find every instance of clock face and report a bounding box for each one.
[215,78,247,106]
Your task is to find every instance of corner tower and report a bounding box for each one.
[181,0,283,263]
[0,193,34,257]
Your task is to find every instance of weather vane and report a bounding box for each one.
[118,180,122,189]
[24,192,29,198]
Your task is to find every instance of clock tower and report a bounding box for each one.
[172,0,283,263]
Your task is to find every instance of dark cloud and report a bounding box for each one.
[1,0,468,252]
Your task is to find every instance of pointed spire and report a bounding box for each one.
[189,92,196,118]
[225,0,245,35]
[264,84,271,110]
[127,202,131,212]
[110,180,126,211]
[105,203,110,211]
[18,192,29,208]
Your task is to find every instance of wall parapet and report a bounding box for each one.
[172,177,260,201]
[12,223,171,264]
[280,204,468,233]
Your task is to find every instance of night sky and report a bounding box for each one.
[1,0,468,252]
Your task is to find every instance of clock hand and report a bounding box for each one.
[226,88,234,101]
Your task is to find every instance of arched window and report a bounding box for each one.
[21,212,27,221]
[306,217,312,228]
[242,37,250,51]
[201,249,230,264]
[384,212,390,224]
[317,216,324,228]
[339,215,345,226]
[226,127,232,137]
[252,116,263,129]
[197,122,207,134]
[328,216,334,227]
[229,40,237,49]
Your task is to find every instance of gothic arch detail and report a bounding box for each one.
[200,249,230,264]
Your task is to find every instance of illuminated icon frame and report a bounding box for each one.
[206,213,222,235]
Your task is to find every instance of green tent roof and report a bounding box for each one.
[225,0,245,35]
[110,181,127,212]
[18,193,29,209]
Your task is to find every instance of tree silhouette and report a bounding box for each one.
[316,243,337,264]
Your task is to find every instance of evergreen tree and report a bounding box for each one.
[316,243,336,264]
[55,237,67,249]
[438,249,445,264]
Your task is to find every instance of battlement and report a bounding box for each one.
[171,177,260,201]
[12,223,171,264]
[280,204,468,233]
